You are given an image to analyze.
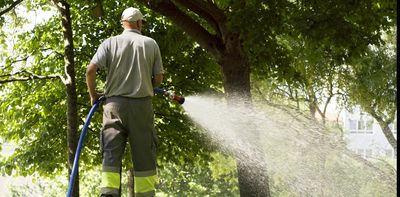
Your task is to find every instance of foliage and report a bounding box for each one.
[288,0,396,60]
[0,1,67,176]
[157,152,239,196]
[254,33,346,118]
[227,0,294,79]
[345,28,397,120]
[7,170,99,196]
[342,27,397,151]
[0,79,66,177]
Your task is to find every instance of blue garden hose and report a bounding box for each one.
[66,96,106,197]
[66,88,184,197]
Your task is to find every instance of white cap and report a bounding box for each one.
[121,7,144,22]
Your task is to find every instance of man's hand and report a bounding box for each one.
[90,92,103,106]
[152,73,163,88]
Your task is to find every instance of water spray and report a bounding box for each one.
[182,95,397,196]
[154,87,185,104]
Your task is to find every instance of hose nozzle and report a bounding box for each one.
[154,88,185,104]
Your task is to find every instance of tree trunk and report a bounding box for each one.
[53,1,79,196]
[377,121,397,156]
[309,103,317,118]
[368,111,397,157]
[219,53,251,101]
[218,35,270,196]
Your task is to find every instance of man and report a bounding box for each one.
[86,7,164,197]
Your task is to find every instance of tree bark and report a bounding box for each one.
[218,35,251,101]
[53,1,79,196]
[377,120,397,156]
[219,39,270,196]
[367,110,397,156]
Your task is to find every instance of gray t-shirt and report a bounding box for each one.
[91,29,164,98]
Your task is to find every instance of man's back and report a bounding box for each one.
[92,29,163,98]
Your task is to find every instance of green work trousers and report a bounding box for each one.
[100,96,158,197]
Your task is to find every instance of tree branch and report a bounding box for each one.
[0,72,61,84]
[0,0,23,16]
[0,75,61,84]
[140,0,222,57]
[173,0,227,36]
[8,56,29,65]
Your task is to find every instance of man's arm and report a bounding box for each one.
[86,63,101,105]
[152,73,163,88]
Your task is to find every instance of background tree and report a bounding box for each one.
[253,34,346,124]
[0,0,81,196]
[50,0,80,196]
[344,27,397,154]
[0,0,67,177]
